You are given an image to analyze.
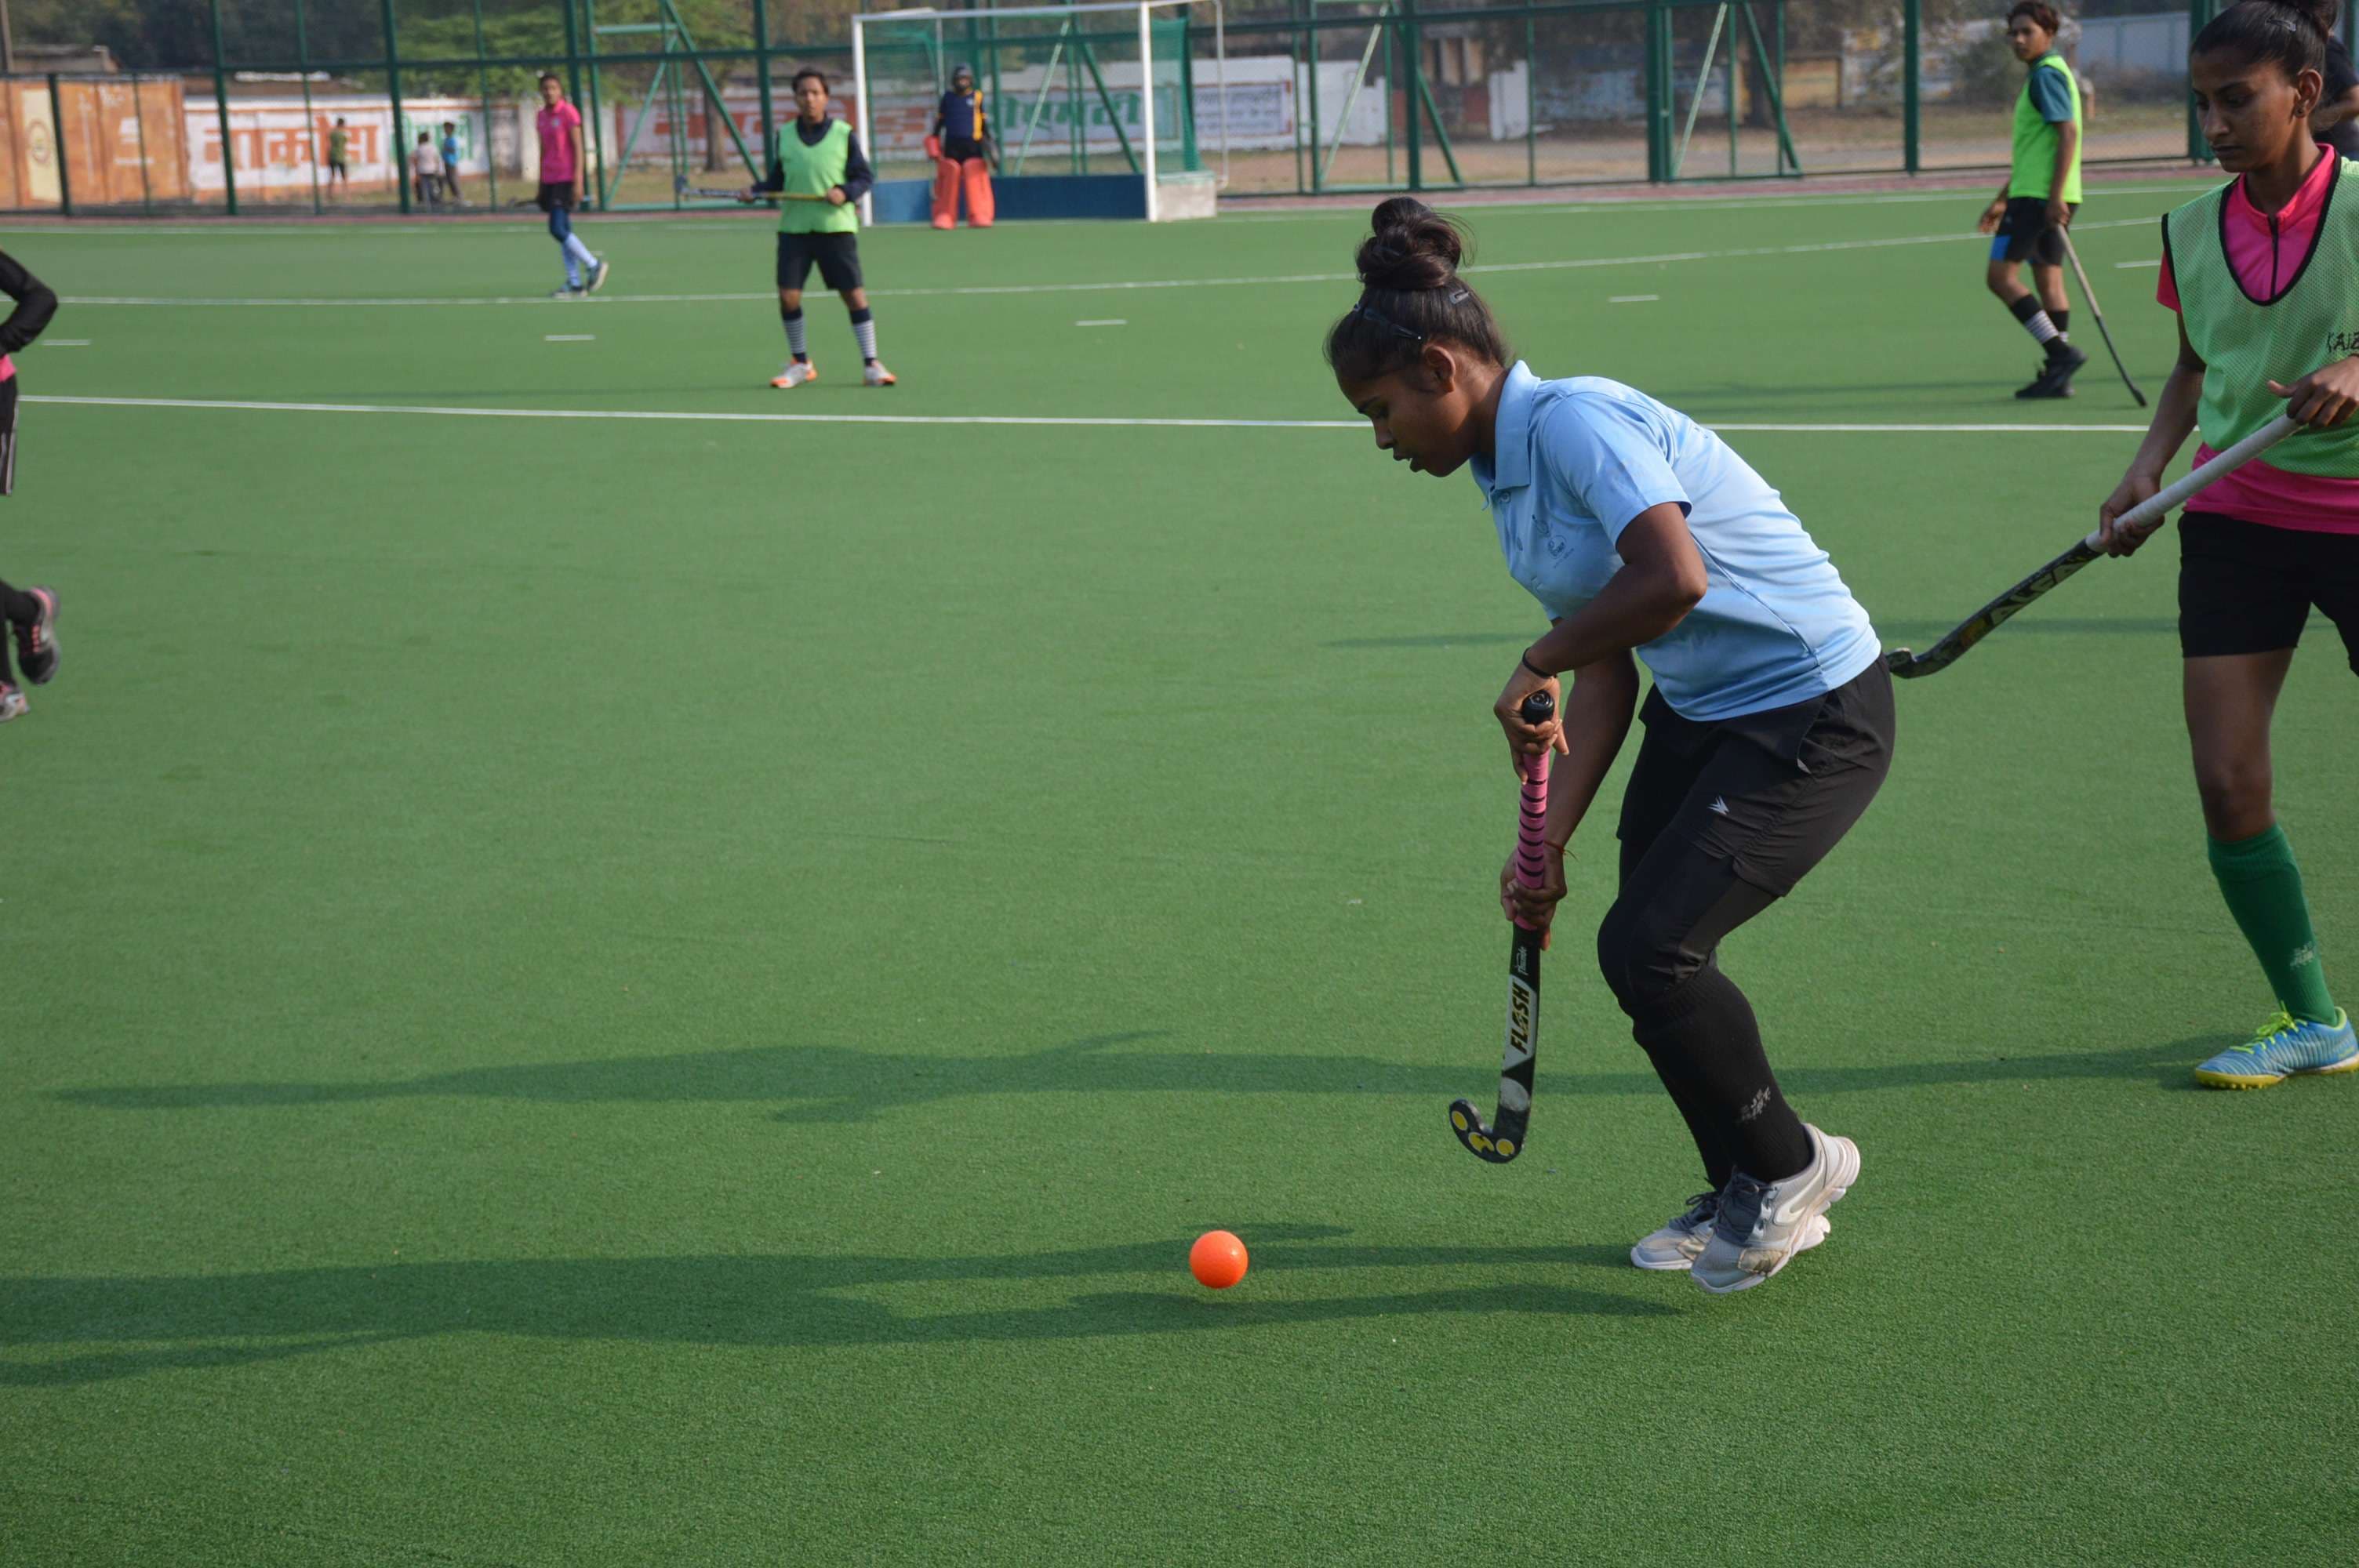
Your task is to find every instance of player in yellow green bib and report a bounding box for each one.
[1976,3,2088,399]
[2096,0,2359,1089]
[740,68,896,388]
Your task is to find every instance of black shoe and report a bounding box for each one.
[13,586,55,685]
[2015,358,2075,400]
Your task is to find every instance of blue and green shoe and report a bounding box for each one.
[2194,1010,2359,1090]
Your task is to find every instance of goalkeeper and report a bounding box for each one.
[929,64,997,230]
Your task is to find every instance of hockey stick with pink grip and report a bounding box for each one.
[1449,688,1556,1163]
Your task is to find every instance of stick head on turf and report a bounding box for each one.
[1449,1099,1527,1163]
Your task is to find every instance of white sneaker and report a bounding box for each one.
[1633,1189,1827,1272]
[587,258,611,294]
[863,361,898,387]
[770,361,818,389]
[1692,1124,1859,1295]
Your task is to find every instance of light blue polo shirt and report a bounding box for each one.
[1469,363,1879,722]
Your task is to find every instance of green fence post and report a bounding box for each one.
[2188,0,2215,161]
[45,75,70,216]
[1727,14,1739,180]
[563,0,586,118]
[1383,15,1394,186]
[1524,13,1536,186]
[471,0,500,209]
[1402,0,1420,191]
[1294,22,1307,194]
[1179,11,1198,172]
[1903,0,1920,175]
[209,0,238,215]
[1306,15,1322,191]
[985,0,1005,175]
[380,0,410,213]
[752,0,774,163]
[583,0,608,206]
[1645,0,1672,182]
[297,0,322,214]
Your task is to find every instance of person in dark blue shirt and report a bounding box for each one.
[929,64,997,227]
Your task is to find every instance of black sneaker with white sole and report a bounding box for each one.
[15,586,56,685]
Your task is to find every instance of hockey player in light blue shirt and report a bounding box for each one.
[1329,198,1896,1298]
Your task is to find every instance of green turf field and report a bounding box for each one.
[5,182,2357,1565]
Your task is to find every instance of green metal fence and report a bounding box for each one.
[0,1,2263,215]
[1216,0,2221,197]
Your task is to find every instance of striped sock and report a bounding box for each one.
[2008,294,2060,347]
[782,307,809,361]
[850,306,878,365]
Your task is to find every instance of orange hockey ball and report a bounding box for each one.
[1189,1229,1249,1290]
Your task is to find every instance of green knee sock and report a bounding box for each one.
[2208,825,2339,1025]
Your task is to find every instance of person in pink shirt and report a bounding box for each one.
[535,73,608,299]
[2098,0,2359,1087]
[0,247,60,724]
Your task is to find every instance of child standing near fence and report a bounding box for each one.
[413,131,442,209]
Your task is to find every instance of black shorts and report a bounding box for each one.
[776,230,863,292]
[535,181,575,212]
[1994,195,2076,265]
[2179,510,2359,673]
[0,376,16,497]
[1615,660,1897,898]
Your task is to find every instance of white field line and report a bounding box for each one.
[0,178,2224,238]
[2114,258,2163,268]
[55,217,2159,310]
[1608,294,1659,303]
[23,394,2150,436]
[543,333,596,341]
[1074,318,1128,327]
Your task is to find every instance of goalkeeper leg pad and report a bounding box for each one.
[961,158,995,227]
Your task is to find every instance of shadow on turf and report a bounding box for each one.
[0,1226,1667,1385]
[55,1030,2208,1120]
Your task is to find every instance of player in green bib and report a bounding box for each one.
[740,69,895,388]
[2097,0,2359,1088]
[1976,4,2088,399]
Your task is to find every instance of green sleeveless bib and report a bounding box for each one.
[2009,54,2080,203]
[2165,160,2359,477]
[773,119,858,236]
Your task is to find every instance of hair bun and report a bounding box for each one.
[1357,197,1467,292]
[2264,0,2336,39]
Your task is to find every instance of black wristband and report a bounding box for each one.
[1520,652,1552,681]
